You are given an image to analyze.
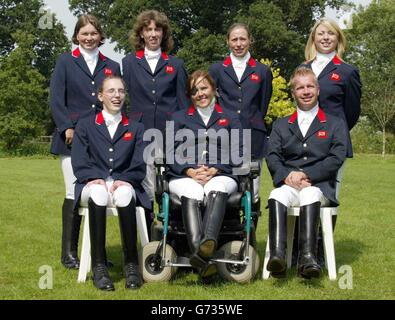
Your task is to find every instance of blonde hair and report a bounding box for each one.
[289,67,319,92]
[304,18,346,61]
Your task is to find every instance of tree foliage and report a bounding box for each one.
[0,31,47,150]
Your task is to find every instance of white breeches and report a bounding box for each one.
[60,155,76,200]
[142,162,155,202]
[80,178,136,208]
[269,185,330,208]
[169,175,238,201]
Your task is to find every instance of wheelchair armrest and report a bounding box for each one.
[154,159,169,203]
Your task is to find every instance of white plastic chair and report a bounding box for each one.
[77,206,149,283]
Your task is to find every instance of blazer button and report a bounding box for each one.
[303,156,307,160]
[152,90,156,94]
[238,86,241,90]
[109,158,113,162]
[109,148,114,152]
[238,98,242,103]
[109,169,113,173]
[91,104,95,108]
[237,110,241,114]
[91,81,95,85]
[91,92,95,96]
[303,143,307,147]
[152,78,155,82]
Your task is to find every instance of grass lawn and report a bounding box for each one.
[0,155,394,300]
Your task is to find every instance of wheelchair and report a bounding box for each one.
[140,161,261,283]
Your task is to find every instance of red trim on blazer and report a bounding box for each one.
[136,50,144,59]
[333,55,342,65]
[187,103,223,115]
[288,107,326,124]
[161,52,169,61]
[95,112,104,125]
[222,55,256,68]
[121,113,129,126]
[72,47,81,58]
[99,52,107,61]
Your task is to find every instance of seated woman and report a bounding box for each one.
[71,76,150,291]
[167,70,243,277]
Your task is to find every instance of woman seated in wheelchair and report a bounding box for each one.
[71,76,150,291]
[166,70,244,278]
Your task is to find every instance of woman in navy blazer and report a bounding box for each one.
[303,17,362,158]
[122,10,189,237]
[209,22,273,210]
[72,76,148,291]
[167,70,243,278]
[50,14,121,270]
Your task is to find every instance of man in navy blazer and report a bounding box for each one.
[265,67,347,279]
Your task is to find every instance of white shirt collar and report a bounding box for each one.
[230,51,251,67]
[315,51,336,63]
[102,109,122,125]
[79,45,99,62]
[297,104,319,123]
[196,98,216,125]
[144,47,162,59]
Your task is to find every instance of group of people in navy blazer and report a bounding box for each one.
[50,8,361,290]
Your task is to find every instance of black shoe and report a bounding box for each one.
[62,254,80,269]
[199,261,217,278]
[267,256,286,274]
[124,263,143,289]
[92,263,114,291]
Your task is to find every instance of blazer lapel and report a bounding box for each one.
[154,52,169,75]
[95,112,112,142]
[135,50,153,75]
[304,116,324,140]
[288,112,304,141]
[92,52,107,78]
[222,56,240,85]
[187,105,206,128]
[74,56,93,79]
[240,57,257,83]
[112,114,130,143]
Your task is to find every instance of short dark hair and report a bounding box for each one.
[72,14,105,47]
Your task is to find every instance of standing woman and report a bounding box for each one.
[122,10,189,236]
[209,23,273,214]
[303,17,361,158]
[50,14,121,269]
[72,76,149,290]
[300,17,362,265]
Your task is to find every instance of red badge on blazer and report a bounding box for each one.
[218,118,229,126]
[330,72,341,81]
[316,131,328,138]
[104,68,113,76]
[165,65,175,74]
[250,73,260,82]
[123,132,133,141]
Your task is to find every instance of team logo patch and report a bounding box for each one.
[250,74,260,82]
[330,72,341,81]
[218,118,229,126]
[123,132,133,141]
[165,65,175,74]
[104,68,113,76]
[316,131,328,138]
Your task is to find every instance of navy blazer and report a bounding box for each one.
[209,56,273,159]
[167,103,243,181]
[71,111,151,210]
[50,47,121,155]
[122,50,189,133]
[266,108,347,205]
[302,56,362,157]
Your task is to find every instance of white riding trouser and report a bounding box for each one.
[60,155,76,200]
[269,185,330,208]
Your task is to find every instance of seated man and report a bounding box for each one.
[265,67,347,279]
[167,70,243,278]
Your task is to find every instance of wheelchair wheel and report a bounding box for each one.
[216,241,260,283]
[140,241,178,282]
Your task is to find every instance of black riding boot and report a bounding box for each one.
[199,191,228,259]
[117,198,143,289]
[316,215,337,267]
[88,199,114,291]
[297,201,321,279]
[267,199,287,277]
[61,198,81,269]
[181,197,207,269]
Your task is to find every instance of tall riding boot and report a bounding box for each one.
[266,199,287,276]
[199,191,228,259]
[317,215,337,267]
[61,198,81,269]
[297,201,321,279]
[181,197,206,269]
[88,198,114,291]
[117,198,143,289]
